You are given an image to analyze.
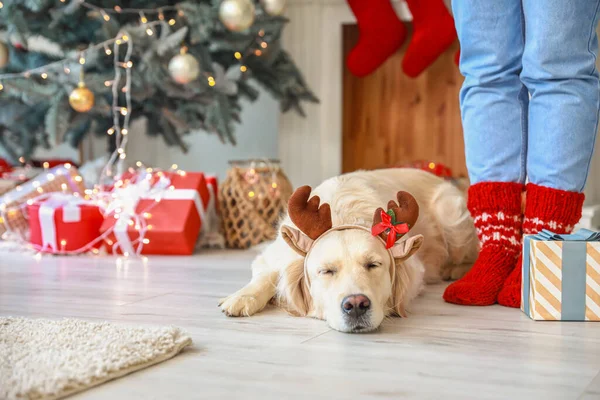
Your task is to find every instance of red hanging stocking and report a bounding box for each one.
[346,0,407,77]
[402,0,457,78]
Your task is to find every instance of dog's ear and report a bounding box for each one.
[387,235,424,318]
[277,259,312,316]
[388,259,410,318]
[389,234,424,262]
[281,225,314,257]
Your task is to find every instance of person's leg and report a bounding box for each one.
[443,0,527,306]
[498,0,600,307]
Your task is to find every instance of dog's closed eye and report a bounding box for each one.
[365,262,381,270]
[319,269,336,276]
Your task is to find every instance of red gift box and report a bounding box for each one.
[28,194,104,253]
[100,171,210,255]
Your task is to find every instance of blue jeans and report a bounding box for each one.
[453,0,600,192]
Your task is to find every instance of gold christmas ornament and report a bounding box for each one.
[219,0,255,32]
[69,82,95,113]
[0,42,9,68]
[260,0,286,16]
[168,49,200,84]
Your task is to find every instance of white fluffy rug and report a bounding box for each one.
[0,317,192,400]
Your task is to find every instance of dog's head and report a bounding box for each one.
[280,186,424,333]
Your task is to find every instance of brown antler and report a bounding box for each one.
[372,191,419,246]
[288,186,333,240]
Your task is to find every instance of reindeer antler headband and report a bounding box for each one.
[281,186,424,289]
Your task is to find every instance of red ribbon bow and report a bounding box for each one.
[371,209,409,249]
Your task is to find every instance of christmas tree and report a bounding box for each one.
[0,0,317,163]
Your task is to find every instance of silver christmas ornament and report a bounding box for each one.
[260,0,286,16]
[168,53,200,84]
[219,0,255,32]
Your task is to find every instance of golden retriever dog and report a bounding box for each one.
[219,169,478,333]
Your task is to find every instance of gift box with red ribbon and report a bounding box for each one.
[0,164,86,237]
[28,193,104,253]
[100,171,210,255]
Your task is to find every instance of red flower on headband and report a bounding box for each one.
[371,209,409,249]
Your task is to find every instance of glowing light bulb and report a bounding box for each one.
[107,127,115,135]
[142,238,150,244]
[64,66,71,74]
[121,34,129,42]
[64,163,72,169]
[254,49,262,57]
[171,164,178,170]
[234,52,242,60]
[248,191,255,198]
[117,148,124,154]
[60,239,67,246]
[47,173,55,181]
[0,83,4,91]
[126,61,133,68]
[146,28,154,36]
[104,80,112,87]
[79,57,85,65]
[41,73,48,79]
[74,176,83,183]
[61,183,68,191]
[114,5,122,12]
[240,65,247,72]
[43,162,50,169]
[168,18,176,26]
[136,161,143,167]
[119,153,126,160]
[105,48,112,55]
[143,212,152,219]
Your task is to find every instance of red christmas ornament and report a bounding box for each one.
[401,160,453,179]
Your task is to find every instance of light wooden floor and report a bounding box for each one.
[1,250,600,400]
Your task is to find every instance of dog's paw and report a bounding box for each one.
[440,263,471,281]
[219,293,263,317]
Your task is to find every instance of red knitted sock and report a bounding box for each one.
[346,0,407,77]
[443,182,524,306]
[402,0,457,78]
[498,184,585,308]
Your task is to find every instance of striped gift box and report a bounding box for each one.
[522,229,600,321]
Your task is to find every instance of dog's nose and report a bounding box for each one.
[341,294,371,318]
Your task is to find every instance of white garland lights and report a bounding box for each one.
[0,0,271,258]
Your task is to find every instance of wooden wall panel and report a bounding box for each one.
[342,24,467,177]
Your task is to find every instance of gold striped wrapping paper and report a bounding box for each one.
[522,230,600,321]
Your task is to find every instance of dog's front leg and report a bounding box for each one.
[219,264,279,317]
